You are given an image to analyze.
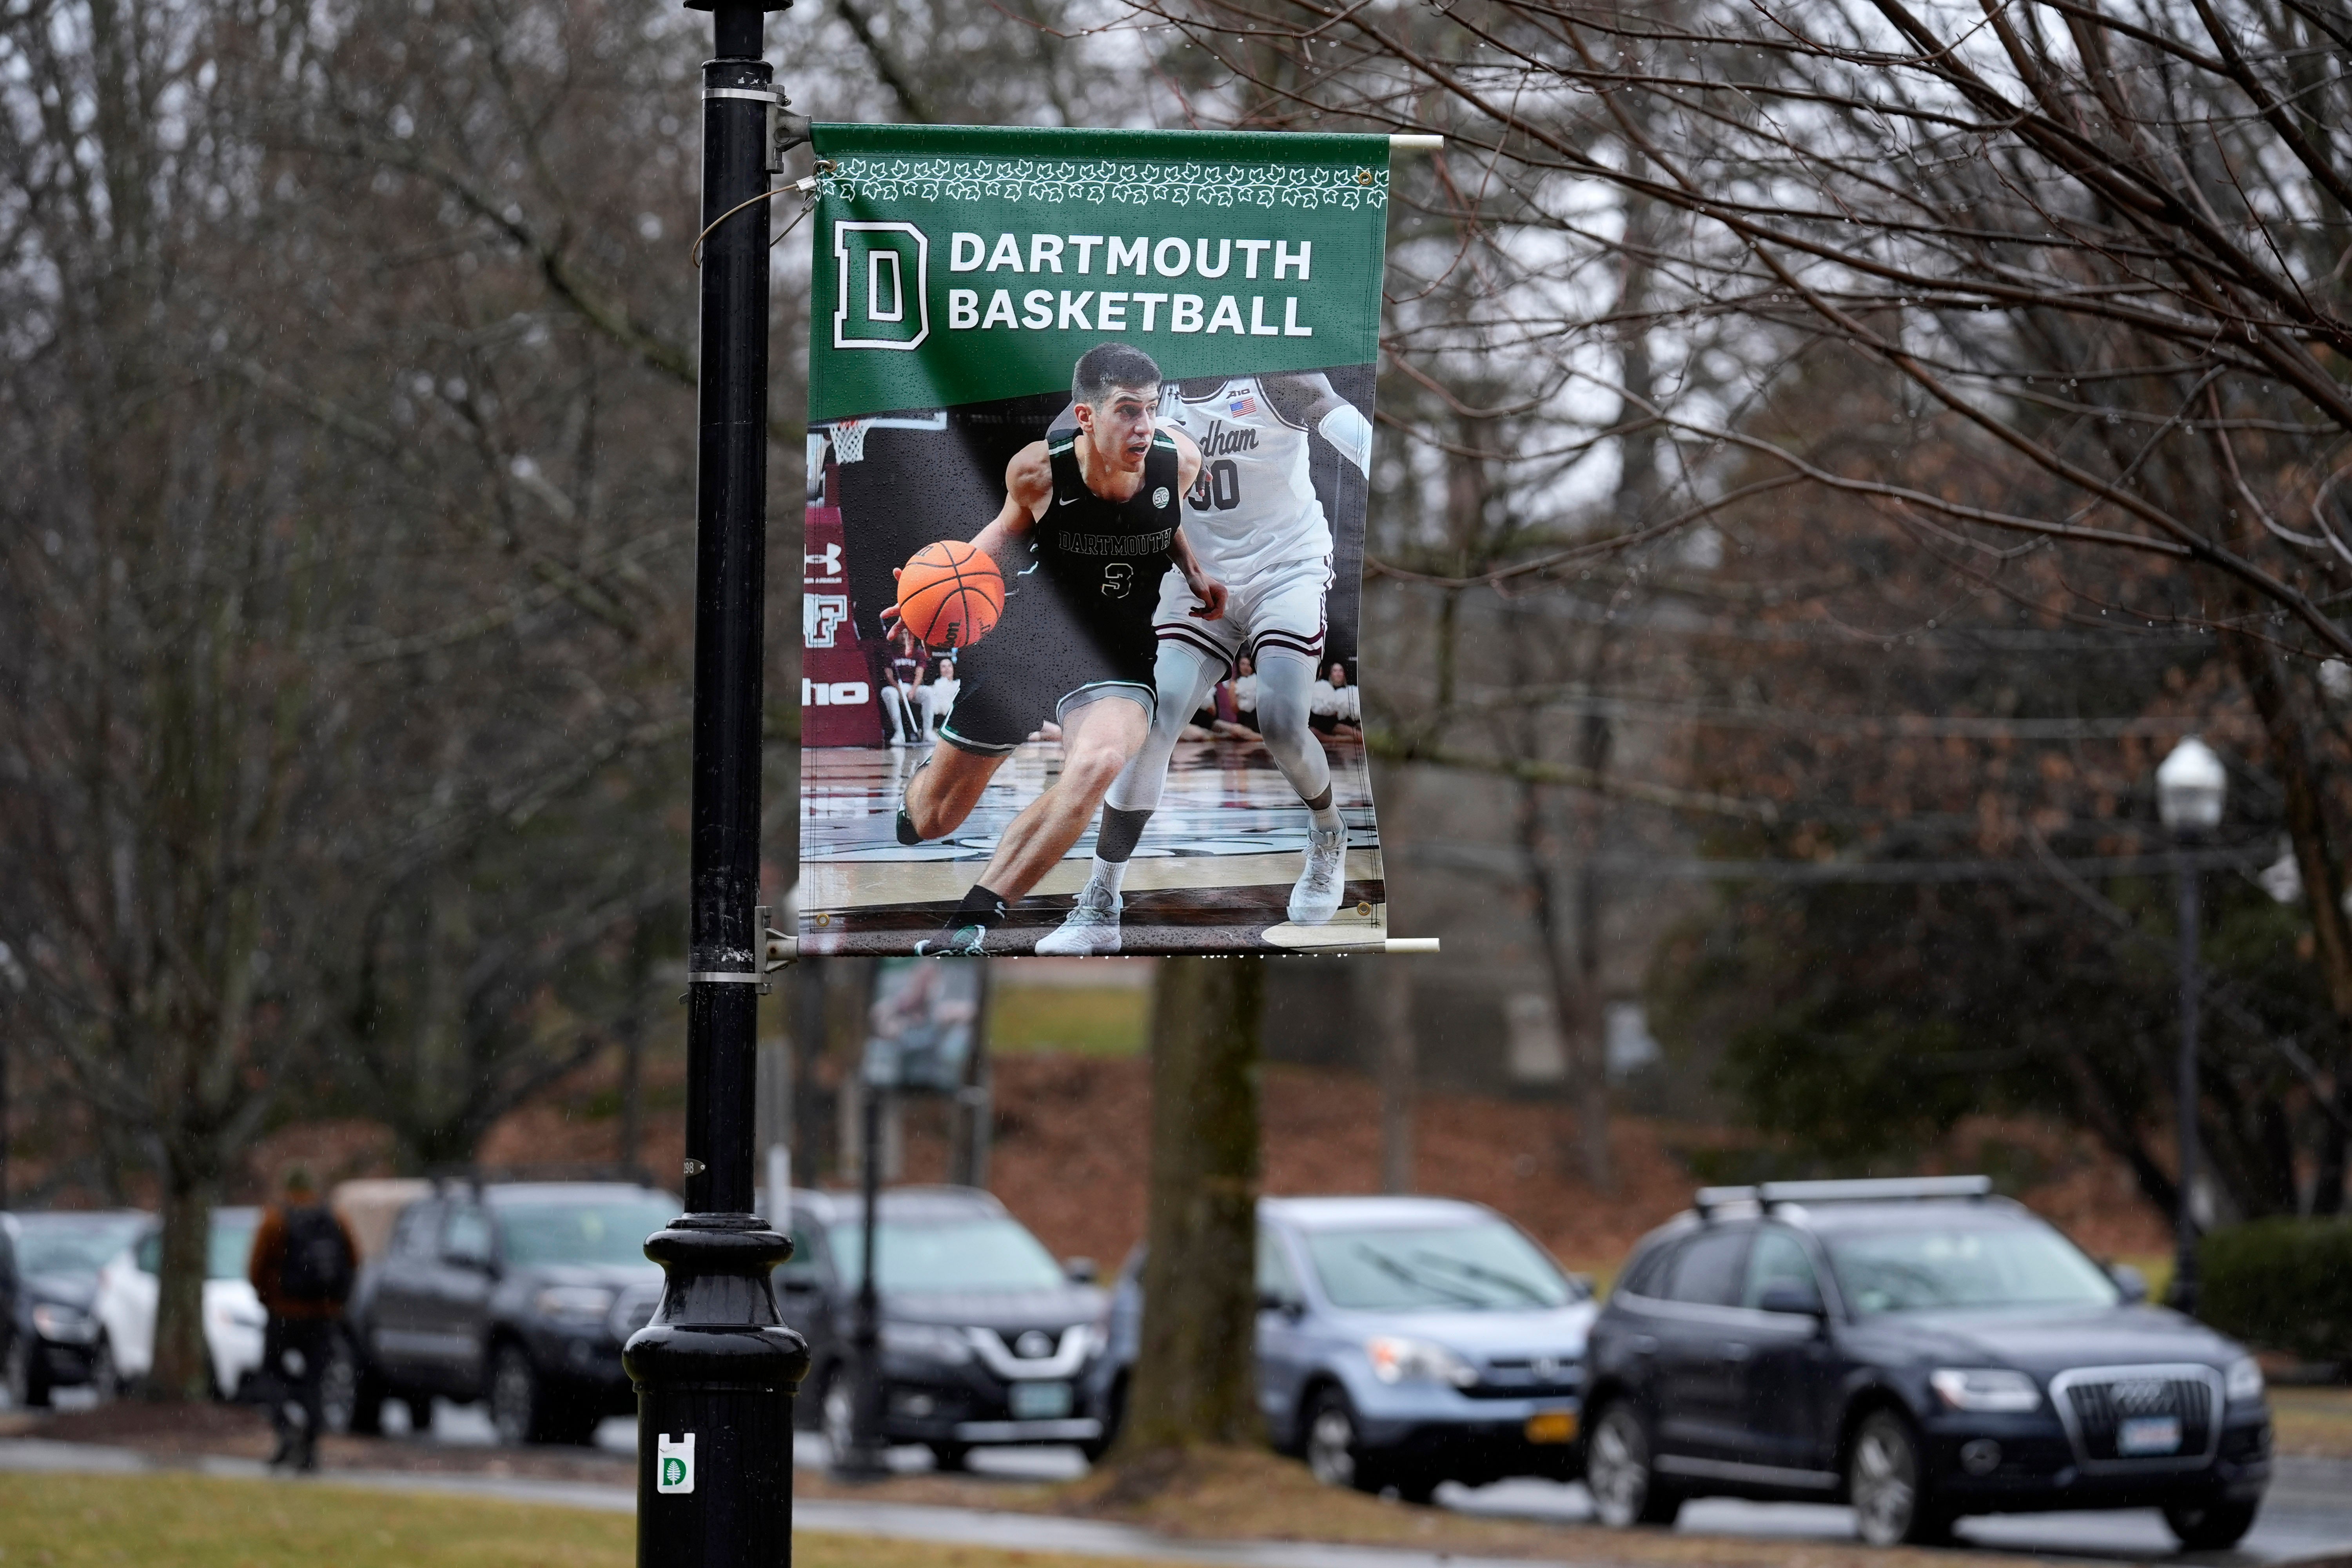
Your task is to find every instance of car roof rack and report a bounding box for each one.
[1693,1174,1994,1218]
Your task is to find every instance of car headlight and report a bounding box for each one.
[2225,1356,2265,1404]
[1930,1367,2041,1413]
[1366,1335,1476,1388]
[533,1286,618,1326]
[880,1323,973,1364]
[31,1303,98,1345]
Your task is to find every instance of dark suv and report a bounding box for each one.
[779,1187,1107,1470]
[342,1181,676,1445]
[1582,1177,2272,1548]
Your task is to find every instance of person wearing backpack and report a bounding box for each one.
[245,1167,358,1471]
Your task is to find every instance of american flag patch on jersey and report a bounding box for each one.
[1227,394,1258,417]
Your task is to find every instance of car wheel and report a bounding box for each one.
[320,1334,360,1434]
[88,1336,121,1403]
[820,1364,858,1460]
[488,1343,544,1446]
[2164,1498,2259,1550]
[401,1394,434,1436]
[928,1441,971,1473]
[1587,1400,1679,1528]
[1303,1386,1384,1495]
[5,1333,51,1409]
[4,1335,28,1409]
[1848,1409,1947,1546]
[1090,1372,1128,1458]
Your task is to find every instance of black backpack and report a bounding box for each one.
[278,1205,355,1304]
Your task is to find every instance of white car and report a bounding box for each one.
[92,1207,268,1398]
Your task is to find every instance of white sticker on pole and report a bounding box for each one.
[657,1432,696,1494]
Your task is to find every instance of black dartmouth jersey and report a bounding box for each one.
[1023,432,1182,669]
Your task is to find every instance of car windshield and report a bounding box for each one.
[1303,1223,1577,1312]
[14,1216,145,1276]
[497,1198,677,1268]
[208,1214,259,1279]
[1826,1224,2120,1314]
[129,1214,261,1279]
[829,1216,1065,1293]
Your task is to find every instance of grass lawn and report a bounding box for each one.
[988,984,1149,1057]
[2272,1384,2352,1458]
[0,1473,1167,1568]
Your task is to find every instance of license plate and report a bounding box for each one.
[2118,1415,2182,1456]
[1010,1381,1073,1420]
[1525,1410,1579,1445]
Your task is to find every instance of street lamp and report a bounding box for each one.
[622,1,808,1565]
[2156,735,2226,1317]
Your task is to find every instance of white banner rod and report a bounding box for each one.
[1389,134,1445,151]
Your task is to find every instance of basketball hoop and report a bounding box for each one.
[830,419,867,464]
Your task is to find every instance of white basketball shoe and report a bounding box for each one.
[1035,881,1123,955]
[1288,826,1348,925]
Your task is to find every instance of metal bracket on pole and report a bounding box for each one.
[764,903,798,971]
[700,85,806,173]
[679,903,797,1001]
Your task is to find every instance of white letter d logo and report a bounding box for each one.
[834,222,929,351]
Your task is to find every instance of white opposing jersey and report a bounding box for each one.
[1158,377,1331,585]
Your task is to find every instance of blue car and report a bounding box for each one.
[1084,1196,1597,1500]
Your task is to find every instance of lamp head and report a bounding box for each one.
[2157,735,2227,833]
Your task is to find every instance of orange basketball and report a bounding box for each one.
[896,540,1003,649]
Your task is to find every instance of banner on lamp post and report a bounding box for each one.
[800,124,1392,956]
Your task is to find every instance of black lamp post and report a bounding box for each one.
[2156,735,2226,1318]
[622,0,808,1563]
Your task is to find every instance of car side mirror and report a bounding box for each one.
[445,1248,496,1276]
[1759,1281,1827,1318]
[1063,1256,1099,1285]
[2108,1262,2149,1304]
[1256,1290,1304,1319]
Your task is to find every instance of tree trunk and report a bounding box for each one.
[1120,956,1264,1454]
[149,1166,217,1401]
[618,920,650,1175]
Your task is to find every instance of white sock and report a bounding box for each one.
[1090,856,1130,895]
[1310,803,1343,833]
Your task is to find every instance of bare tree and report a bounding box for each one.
[1120,957,1266,1456]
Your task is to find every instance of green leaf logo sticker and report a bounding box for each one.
[656,1432,696,1494]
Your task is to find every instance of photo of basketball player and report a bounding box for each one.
[883,343,1227,955]
[800,124,1396,956]
[1035,372,1373,955]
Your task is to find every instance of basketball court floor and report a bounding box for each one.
[799,735,1387,955]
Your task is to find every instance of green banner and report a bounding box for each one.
[801,123,1393,958]
[809,125,1390,423]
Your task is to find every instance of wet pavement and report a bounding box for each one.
[5,1401,2347,1565]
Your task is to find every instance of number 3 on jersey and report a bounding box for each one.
[1189,459,1243,512]
[1100,561,1135,599]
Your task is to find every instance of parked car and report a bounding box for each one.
[341,1180,677,1445]
[781,1186,1107,1470]
[1582,1176,2273,1549]
[1085,1196,1598,1501]
[1,1210,150,1406]
[91,1208,268,1399]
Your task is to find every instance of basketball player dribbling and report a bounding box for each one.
[1036,370,1376,954]
[891,343,1224,956]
